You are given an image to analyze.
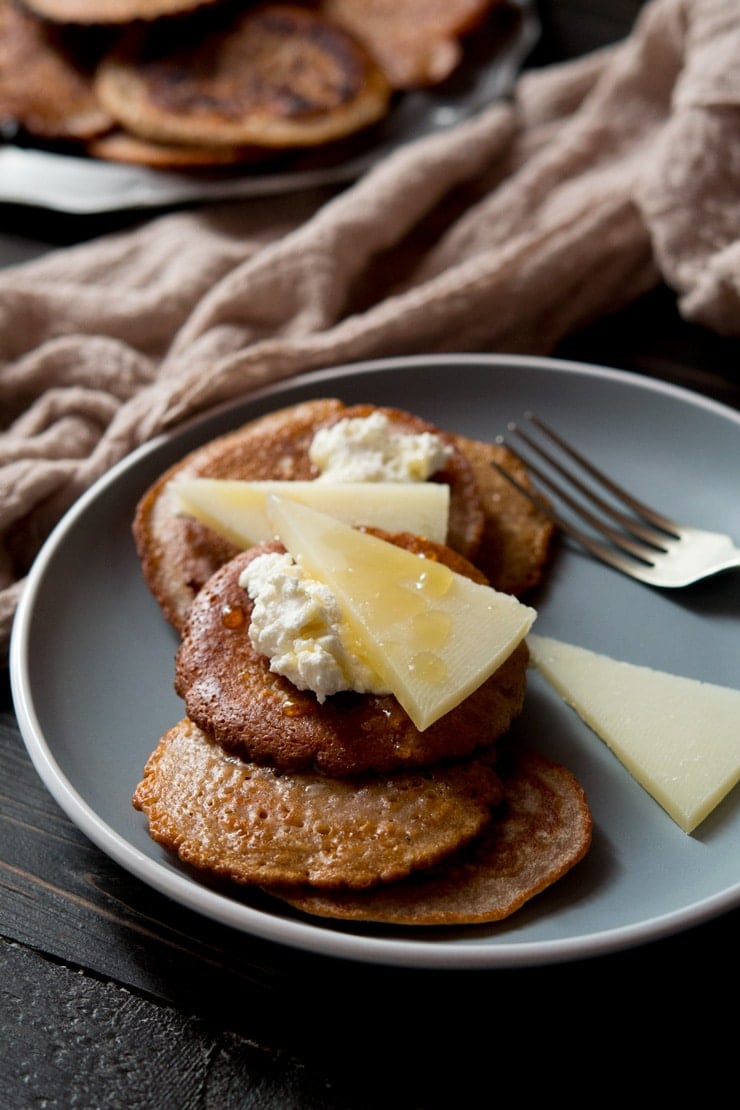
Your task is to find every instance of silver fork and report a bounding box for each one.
[494,413,740,588]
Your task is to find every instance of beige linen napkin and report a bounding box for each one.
[1,0,738,659]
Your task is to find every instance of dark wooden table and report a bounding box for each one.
[2,4,738,1106]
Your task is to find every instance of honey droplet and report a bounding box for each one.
[221,603,246,629]
[282,697,311,718]
[411,608,451,649]
[408,651,447,684]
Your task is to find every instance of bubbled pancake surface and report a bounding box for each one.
[174,538,529,776]
[133,717,504,889]
[265,750,593,923]
[94,3,391,150]
[133,398,485,634]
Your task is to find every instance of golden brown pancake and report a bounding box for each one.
[132,716,505,889]
[0,0,111,141]
[94,3,392,150]
[174,535,529,776]
[266,749,592,923]
[133,398,486,635]
[87,127,273,168]
[321,0,499,89]
[18,0,223,23]
[452,434,555,597]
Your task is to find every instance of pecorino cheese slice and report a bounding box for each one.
[265,495,536,731]
[170,477,449,547]
[528,634,740,833]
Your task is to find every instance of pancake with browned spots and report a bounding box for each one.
[321,0,500,89]
[18,0,223,23]
[133,716,505,889]
[133,398,485,634]
[94,3,392,150]
[174,534,529,776]
[0,0,111,141]
[265,749,592,923]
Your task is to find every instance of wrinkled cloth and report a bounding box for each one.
[1,0,739,658]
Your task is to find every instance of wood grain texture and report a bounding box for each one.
[0,941,339,1110]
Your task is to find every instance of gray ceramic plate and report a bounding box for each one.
[0,1,537,213]
[10,354,740,968]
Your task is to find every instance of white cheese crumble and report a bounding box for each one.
[239,551,390,702]
[309,412,452,483]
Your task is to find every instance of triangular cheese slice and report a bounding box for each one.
[171,477,449,547]
[266,495,536,731]
[528,633,740,833]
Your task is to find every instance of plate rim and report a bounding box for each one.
[10,352,740,969]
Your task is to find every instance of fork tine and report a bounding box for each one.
[495,413,691,565]
[490,444,663,565]
[502,423,670,558]
[488,456,657,572]
[522,414,680,537]
[494,414,740,588]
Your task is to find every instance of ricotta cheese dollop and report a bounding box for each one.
[309,412,452,483]
[239,551,390,701]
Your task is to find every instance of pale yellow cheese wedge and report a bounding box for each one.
[265,495,536,731]
[170,477,450,547]
[528,634,740,833]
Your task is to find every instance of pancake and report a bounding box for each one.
[451,434,555,597]
[266,749,593,923]
[87,127,273,168]
[174,537,529,776]
[0,0,111,141]
[18,0,223,23]
[94,3,392,150]
[132,716,505,889]
[321,0,499,89]
[133,398,486,634]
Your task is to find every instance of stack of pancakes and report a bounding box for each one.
[132,399,592,926]
[1,0,505,169]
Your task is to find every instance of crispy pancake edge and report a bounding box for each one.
[452,433,556,597]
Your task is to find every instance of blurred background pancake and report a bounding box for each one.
[17,0,224,23]
[87,127,274,167]
[2,0,523,174]
[0,0,111,141]
[322,0,502,89]
[94,3,392,150]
